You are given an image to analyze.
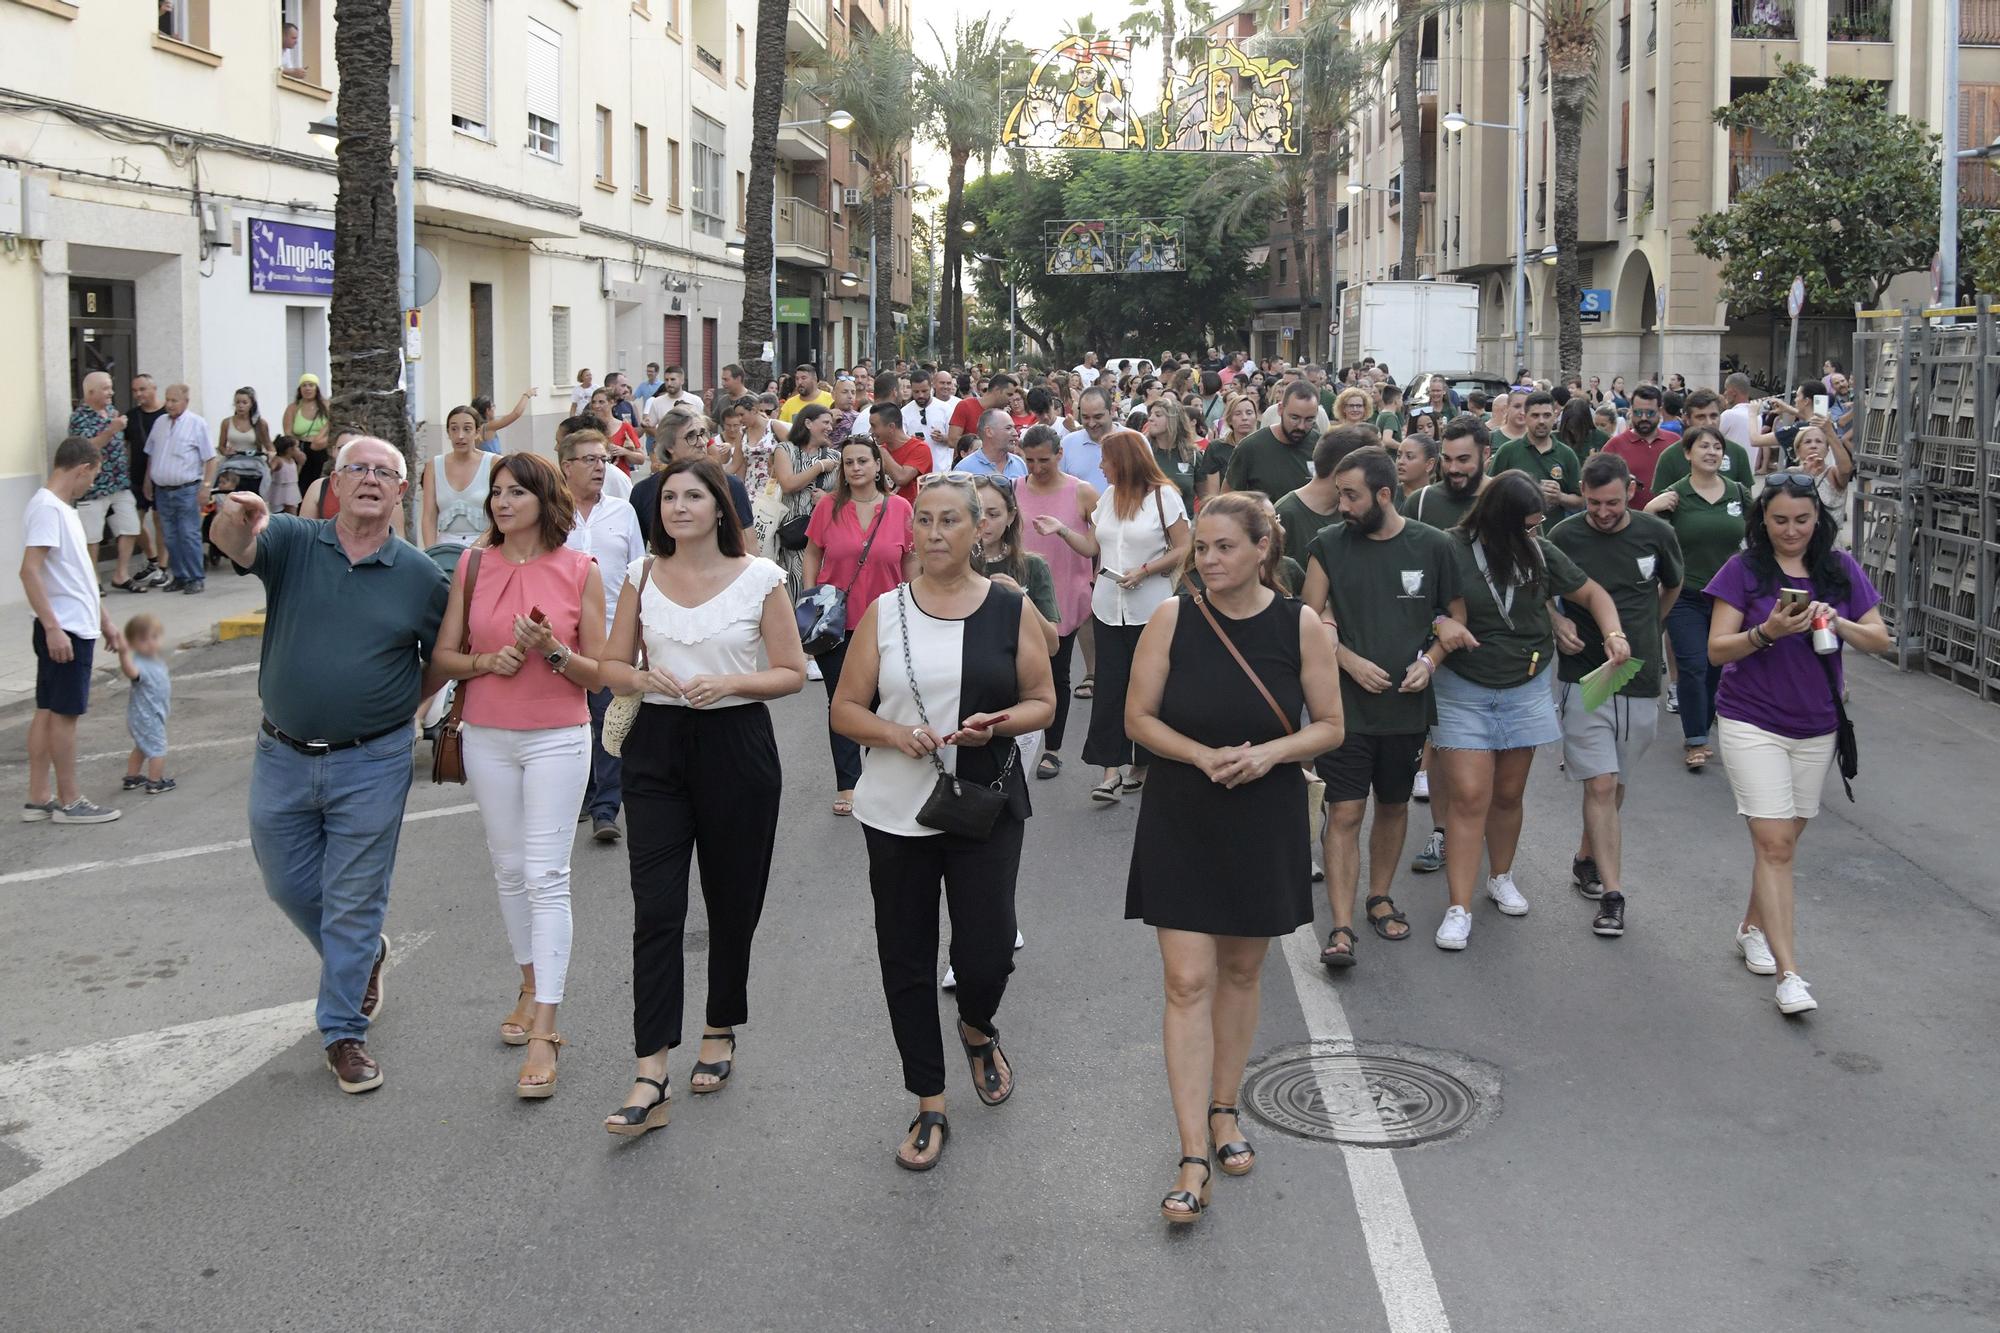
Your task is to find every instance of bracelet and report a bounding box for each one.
[1605,631,1628,641]
[1748,626,1769,650]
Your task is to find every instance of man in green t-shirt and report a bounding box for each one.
[1374,382,1405,441]
[1225,381,1321,499]
[1547,452,1684,941]
[1401,413,1490,533]
[1490,391,1583,515]
[1299,448,1465,967]
[1275,424,1379,564]
[1652,388,1756,491]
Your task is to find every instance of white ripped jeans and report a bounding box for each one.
[462,723,591,1004]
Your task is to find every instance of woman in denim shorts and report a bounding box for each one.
[1428,473,1629,952]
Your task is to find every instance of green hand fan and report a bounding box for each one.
[1579,657,1644,712]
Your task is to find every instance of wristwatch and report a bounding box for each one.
[545,643,572,673]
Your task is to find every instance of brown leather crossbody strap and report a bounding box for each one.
[444,548,483,727]
[1191,592,1294,735]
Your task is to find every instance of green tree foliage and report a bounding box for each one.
[1692,62,1941,314]
[961,153,1275,361]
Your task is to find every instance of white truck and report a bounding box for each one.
[1337,281,1481,377]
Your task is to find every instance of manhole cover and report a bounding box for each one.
[1243,1051,1479,1147]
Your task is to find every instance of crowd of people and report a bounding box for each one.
[22,341,1886,1222]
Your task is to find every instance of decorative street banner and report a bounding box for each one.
[1002,36,1145,151]
[1044,218,1185,276]
[1001,35,1300,156]
[248,217,335,297]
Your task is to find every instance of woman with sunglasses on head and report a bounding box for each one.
[803,436,918,817]
[1144,399,1200,512]
[430,453,606,1098]
[1125,492,1343,1223]
[830,474,1056,1171]
[771,403,840,602]
[1198,393,1261,503]
[596,457,805,1135]
[1645,425,1749,771]
[1705,472,1885,1015]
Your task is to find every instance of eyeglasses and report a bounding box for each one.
[1765,470,1822,490]
[565,454,608,467]
[337,463,402,481]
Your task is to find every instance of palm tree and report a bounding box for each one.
[1121,0,1217,98]
[737,0,790,388]
[1393,1,1427,279]
[1197,153,1313,351]
[1280,1,1376,362]
[326,0,405,477]
[811,30,924,363]
[919,16,1014,367]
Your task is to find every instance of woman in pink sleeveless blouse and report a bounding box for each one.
[1017,425,1100,778]
[432,453,607,1099]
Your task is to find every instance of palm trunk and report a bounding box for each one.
[739,0,789,388]
[942,147,969,366]
[1550,70,1587,379]
[1305,156,1329,363]
[327,0,404,469]
[871,170,896,364]
[1395,5,1424,280]
[1287,179,1311,366]
[1161,0,1178,97]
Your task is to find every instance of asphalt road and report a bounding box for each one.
[1,633,1996,1332]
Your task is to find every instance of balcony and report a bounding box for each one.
[1965,160,2000,207]
[786,0,827,52]
[1617,16,1631,68]
[1647,0,1658,51]
[1732,0,1795,38]
[1967,0,2000,42]
[696,44,725,75]
[1827,0,1891,40]
[778,94,830,161]
[776,195,831,267]
[1729,149,1791,199]
[1616,166,1629,221]
[1418,57,1438,96]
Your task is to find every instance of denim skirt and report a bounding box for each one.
[1431,665,1561,751]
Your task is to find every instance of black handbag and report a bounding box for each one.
[777,511,812,551]
[896,586,1016,841]
[1816,650,1859,802]
[793,497,888,657]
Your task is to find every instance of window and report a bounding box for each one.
[450,0,490,135]
[1277,248,1289,283]
[735,171,746,227]
[526,18,561,159]
[634,124,651,197]
[278,0,321,84]
[735,25,747,82]
[666,138,682,207]
[662,0,680,35]
[691,111,725,237]
[552,306,572,384]
[156,0,211,48]
[594,105,613,185]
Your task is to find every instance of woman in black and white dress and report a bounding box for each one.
[831,475,1056,1172]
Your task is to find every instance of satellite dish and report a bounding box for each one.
[412,245,442,307]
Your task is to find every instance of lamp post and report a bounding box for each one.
[864,181,933,365]
[1344,178,1401,368]
[972,253,1014,366]
[1444,97,1529,375]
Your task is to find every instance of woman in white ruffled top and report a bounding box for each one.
[595,456,807,1136]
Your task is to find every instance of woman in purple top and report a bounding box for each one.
[1705,472,1888,1017]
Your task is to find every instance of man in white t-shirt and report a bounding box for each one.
[1718,371,1759,469]
[559,431,647,843]
[1072,351,1101,389]
[20,435,126,824]
[927,369,961,472]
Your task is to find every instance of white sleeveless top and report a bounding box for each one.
[628,556,787,707]
[433,451,496,542]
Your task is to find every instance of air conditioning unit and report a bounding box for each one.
[842,187,864,207]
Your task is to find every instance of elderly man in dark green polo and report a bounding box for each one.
[211,437,449,1096]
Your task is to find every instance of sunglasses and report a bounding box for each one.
[1765,470,1823,490]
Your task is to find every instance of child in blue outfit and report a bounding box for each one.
[119,613,174,795]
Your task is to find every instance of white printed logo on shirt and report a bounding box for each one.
[1637,554,1657,580]
[1726,501,1743,518]
[1400,569,1425,596]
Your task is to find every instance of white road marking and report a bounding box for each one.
[0,930,432,1224]
[0,804,480,888]
[1281,926,1452,1333]
[173,662,262,682]
[77,736,247,763]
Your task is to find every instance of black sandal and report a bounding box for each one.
[1160,1156,1212,1223]
[604,1075,670,1137]
[896,1110,950,1171]
[1320,925,1359,969]
[690,1030,735,1094]
[1209,1105,1256,1176]
[961,1027,1014,1106]
[1366,894,1411,941]
[1036,753,1062,779]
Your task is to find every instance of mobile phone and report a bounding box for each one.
[529,606,548,624]
[1099,568,1126,582]
[1778,588,1810,609]
[959,713,1011,733]
[1812,395,1830,418]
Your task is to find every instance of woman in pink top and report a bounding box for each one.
[802,437,917,815]
[1017,424,1099,778]
[432,453,607,1099]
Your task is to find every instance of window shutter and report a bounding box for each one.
[1620,101,1630,168]
[388,0,402,66]
[450,0,488,126]
[526,19,561,122]
[702,318,718,391]
[663,315,687,371]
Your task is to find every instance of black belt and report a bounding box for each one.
[261,718,406,756]
[156,481,201,489]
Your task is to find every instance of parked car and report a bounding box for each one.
[1405,371,1513,416]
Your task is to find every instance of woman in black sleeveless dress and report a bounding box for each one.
[1125,492,1344,1224]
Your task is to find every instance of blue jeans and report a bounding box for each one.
[249,726,416,1046]
[583,687,623,821]
[1664,589,1721,746]
[153,482,204,583]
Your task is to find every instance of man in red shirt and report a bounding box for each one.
[1601,382,1675,508]
[871,400,932,503]
[946,373,1015,457]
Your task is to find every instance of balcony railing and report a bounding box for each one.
[1964,160,2000,208]
[1732,0,1795,37]
[1417,57,1438,94]
[1728,149,1792,199]
[1647,0,1658,51]
[1616,166,1629,220]
[1966,0,2000,42]
[696,44,724,74]
[1644,158,1655,211]
[776,196,831,257]
[1617,16,1631,67]
[1827,0,1891,40]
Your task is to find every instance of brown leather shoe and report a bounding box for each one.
[325,1038,383,1093]
[360,934,389,1022]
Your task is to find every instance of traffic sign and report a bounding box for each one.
[1579,288,1612,324]
[1787,275,1806,319]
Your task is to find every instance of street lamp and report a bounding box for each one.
[961,219,977,235]
[1539,244,1559,266]
[1444,100,1530,375]
[306,114,339,150]
[972,253,1016,366]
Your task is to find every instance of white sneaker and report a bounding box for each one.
[1412,770,1430,802]
[1013,930,1024,951]
[1735,924,1778,975]
[1485,872,1530,916]
[805,658,823,682]
[941,965,957,991]
[1775,970,1818,1014]
[1434,905,1472,950]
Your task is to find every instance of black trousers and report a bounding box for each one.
[863,817,1023,1097]
[1081,617,1153,769]
[621,702,782,1058]
[819,633,863,791]
[1047,630,1078,753]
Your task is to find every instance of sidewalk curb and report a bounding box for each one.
[215,612,267,642]
[0,612,261,725]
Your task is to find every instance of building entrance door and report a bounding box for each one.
[69,279,137,405]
